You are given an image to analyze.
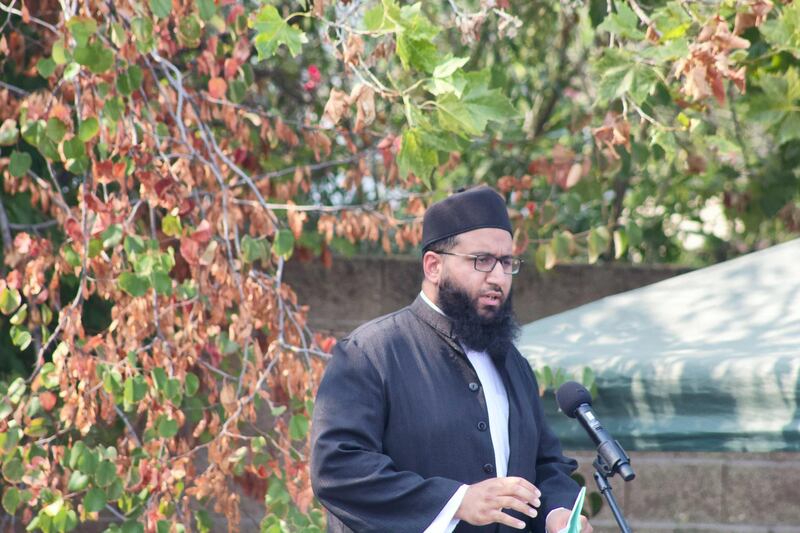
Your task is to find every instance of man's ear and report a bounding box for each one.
[422,251,443,284]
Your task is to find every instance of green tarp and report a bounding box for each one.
[519,239,800,452]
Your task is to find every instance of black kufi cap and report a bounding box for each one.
[422,186,512,250]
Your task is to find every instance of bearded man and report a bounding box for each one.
[311,187,592,533]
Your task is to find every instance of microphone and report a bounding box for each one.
[555,381,635,482]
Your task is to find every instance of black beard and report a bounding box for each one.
[437,277,520,358]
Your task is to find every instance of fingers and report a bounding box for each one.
[580,516,593,533]
[498,477,541,507]
[489,509,527,530]
[496,496,538,518]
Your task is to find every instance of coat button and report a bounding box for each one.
[477,421,488,431]
[468,382,480,392]
[483,463,495,475]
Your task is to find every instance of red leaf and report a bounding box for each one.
[224,58,241,80]
[155,178,175,199]
[13,232,31,254]
[178,197,195,216]
[65,218,84,242]
[180,237,200,265]
[208,77,227,99]
[39,391,57,412]
[191,219,212,244]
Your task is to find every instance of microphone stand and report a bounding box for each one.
[592,454,633,533]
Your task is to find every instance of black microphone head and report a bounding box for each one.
[555,381,593,418]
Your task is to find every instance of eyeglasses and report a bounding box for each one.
[434,251,523,275]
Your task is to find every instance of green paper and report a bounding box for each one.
[558,486,586,533]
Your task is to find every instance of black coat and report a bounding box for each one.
[311,296,579,533]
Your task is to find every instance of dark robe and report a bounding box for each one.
[311,295,579,533]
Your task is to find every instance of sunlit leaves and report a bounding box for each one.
[78,117,99,141]
[252,5,308,59]
[73,41,114,74]
[0,119,18,146]
[149,0,171,19]
[435,70,517,136]
[598,2,645,40]
[273,229,295,259]
[66,16,97,47]
[397,127,437,186]
[0,288,22,315]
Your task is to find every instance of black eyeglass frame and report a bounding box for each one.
[433,251,523,275]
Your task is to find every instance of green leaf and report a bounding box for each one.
[74,42,114,74]
[118,273,150,297]
[10,304,26,326]
[11,327,31,350]
[52,38,68,64]
[178,15,202,48]
[64,245,81,268]
[152,367,168,392]
[131,17,155,53]
[162,214,182,237]
[588,226,611,263]
[598,2,645,40]
[66,16,97,47]
[288,414,309,441]
[241,235,269,263]
[613,229,628,259]
[0,119,18,146]
[67,471,90,492]
[63,62,80,80]
[397,127,437,186]
[396,34,438,73]
[2,458,24,482]
[95,460,116,488]
[0,288,22,315]
[253,5,308,59]
[83,487,106,513]
[157,416,179,438]
[116,65,143,96]
[9,151,31,178]
[184,373,200,397]
[101,224,123,249]
[552,231,573,261]
[104,96,125,122]
[151,271,172,296]
[273,229,295,259]
[626,220,643,248]
[124,235,146,255]
[150,0,172,19]
[198,0,215,21]
[123,376,148,410]
[435,70,517,136]
[433,56,469,78]
[37,57,57,78]
[78,117,100,142]
[2,487,20,514]
[778,113,800,145]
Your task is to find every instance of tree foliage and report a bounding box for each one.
[0,0,797,531]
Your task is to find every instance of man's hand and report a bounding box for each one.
[454,477,541,530]
[545,507,593,533]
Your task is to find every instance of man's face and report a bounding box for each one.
[437,227,514,320]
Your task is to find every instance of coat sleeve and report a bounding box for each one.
[527,368,581,528]
[311,339,463,533]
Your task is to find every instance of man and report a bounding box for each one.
[311,187,592,533]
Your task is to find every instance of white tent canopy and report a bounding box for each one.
[519,239,800,452]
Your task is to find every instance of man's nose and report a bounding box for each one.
[486,258,507,283]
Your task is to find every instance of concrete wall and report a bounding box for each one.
[285,256,800,533]
[283,255,689,335]
[571,451,800,533]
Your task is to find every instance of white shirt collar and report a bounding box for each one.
[419,290,446,316]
